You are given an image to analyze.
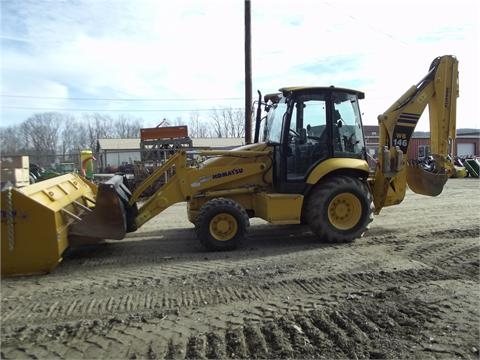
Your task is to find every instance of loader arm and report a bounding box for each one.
[128,149,272,230]
[371,55,459,213]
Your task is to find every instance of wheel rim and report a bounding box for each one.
[209,213,238,241]
[327,193,362,230]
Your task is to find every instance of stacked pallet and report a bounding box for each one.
[1,156,30,188]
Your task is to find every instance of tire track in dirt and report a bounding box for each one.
[3,286,474,360]
[4,225,477,327]
[1,266,451,326]
[5,224,471,300]
[407,227,479,279]
[1,243,373,300]
[2,263,478,354]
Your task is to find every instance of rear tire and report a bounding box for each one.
[305,176,373,243]
[195,198,249,251]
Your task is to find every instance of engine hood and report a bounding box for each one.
[201,142,272,167]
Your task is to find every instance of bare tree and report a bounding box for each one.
[172,117,185,127]
[222,108,245,138]
[20,113,63,165]
[231,108,245,138]
[83,113,114,150]
[58,114,80,160]
[210,109,224,138]
[114,115,142,138]
[188,112,208,138]
[0,126,24,155]
[208,108,245,138]
[197,122,208,138]
[1,111,148,167]
[221,109,231,138]
[189,112,199,137]
[58,115,93,163]
[72,121,90,152]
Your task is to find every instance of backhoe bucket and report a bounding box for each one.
[406,164,448,196]
[1,173,134,276]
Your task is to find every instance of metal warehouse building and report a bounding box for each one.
[364,126,479,163]
[96,129,478,172]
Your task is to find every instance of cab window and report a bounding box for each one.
[333,94,365,156]
[287,96,328,180]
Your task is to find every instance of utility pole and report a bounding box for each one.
[244,0,252,144]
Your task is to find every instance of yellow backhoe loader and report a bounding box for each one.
[1,55,459,275]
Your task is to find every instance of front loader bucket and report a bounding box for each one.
[406,164,448,196]
[1,173,135,276]
[69,175,134,239]
[1,173,98,275]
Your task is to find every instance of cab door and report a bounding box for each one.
[274,93,331,193]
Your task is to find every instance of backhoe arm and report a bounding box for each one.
[371,55,459,213]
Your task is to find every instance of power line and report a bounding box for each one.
[1,94,244,101]
[2,106,244,112]
[323,1,409,46]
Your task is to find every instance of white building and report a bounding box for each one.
[96,138,245,170]
[96,138,142,171]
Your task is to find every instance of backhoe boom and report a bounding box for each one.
[371,55,459,213]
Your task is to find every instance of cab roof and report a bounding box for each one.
[279,86,365,99]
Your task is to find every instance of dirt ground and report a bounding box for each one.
[1,179,479,359]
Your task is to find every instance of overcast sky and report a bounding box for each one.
[1,0,479,131]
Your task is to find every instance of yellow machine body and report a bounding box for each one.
[251,193,304,224]
[1,55,459,276]
[132,143,368,228]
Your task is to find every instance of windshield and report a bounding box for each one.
[332,94,365,156]
[262,100,287,143]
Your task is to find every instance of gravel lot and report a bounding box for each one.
[1,178,479,359]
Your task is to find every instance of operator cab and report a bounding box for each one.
[256,86,367,194]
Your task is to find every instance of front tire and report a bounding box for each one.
[195,198,249,251]
[305,176,373,243]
